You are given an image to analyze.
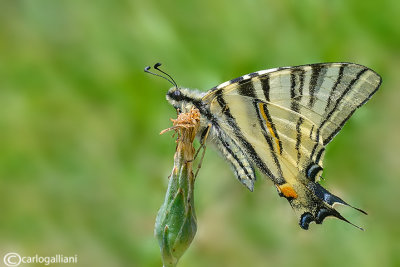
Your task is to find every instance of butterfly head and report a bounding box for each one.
[166,87,184,103]
[166,87,205,113]
[166,87,184,110]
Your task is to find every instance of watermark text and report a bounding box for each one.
[4,252,77,266]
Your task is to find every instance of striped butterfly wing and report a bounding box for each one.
[205,63,381,229]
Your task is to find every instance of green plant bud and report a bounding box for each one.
[155,108,199,267]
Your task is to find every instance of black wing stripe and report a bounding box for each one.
[290,71,300,112]
[259,102,283,155]
[309,125,315,140]
[298,68,305,96]
[295,117,304,165]
[308,65,324,108]
[238,79,257,98]
[325,65,345,112]
[291,69,306,165]
[254,102,284,179]
[260,75,271,101]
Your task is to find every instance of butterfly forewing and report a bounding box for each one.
[207,63,381,168]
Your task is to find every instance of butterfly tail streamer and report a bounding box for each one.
[283,177,366,230]
[155,108,200,267]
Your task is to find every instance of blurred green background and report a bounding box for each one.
[1,0,399,266]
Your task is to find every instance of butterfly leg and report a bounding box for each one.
[194,124,211,179]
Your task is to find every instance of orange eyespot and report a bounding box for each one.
[277,183,298,199]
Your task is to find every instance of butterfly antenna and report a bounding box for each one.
[154,63,178,88]
[144,65,177,88]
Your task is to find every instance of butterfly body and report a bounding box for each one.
[166,63,381,230]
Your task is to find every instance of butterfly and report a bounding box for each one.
[146,62,382,230]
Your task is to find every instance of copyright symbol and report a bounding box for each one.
[3,252,21,266]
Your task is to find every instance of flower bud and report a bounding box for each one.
[155,108,200,267]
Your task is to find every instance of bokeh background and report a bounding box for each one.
[1,0,399,266]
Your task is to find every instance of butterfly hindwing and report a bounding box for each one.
[211,120,257,190]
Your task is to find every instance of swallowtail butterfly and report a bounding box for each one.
[147,62,382,230]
